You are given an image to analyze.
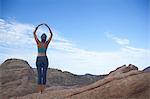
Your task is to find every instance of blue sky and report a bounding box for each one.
[0,0,150,74]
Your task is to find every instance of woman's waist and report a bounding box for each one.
[36,54,48,62]
[38,53,47,56]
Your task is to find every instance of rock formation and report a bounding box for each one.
[0,58,36,99]
[143,66,150,73]
[0,58,105,98]
[14,64,150,99]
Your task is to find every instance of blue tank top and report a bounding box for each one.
[38,47,47,53]
[37,43,47,53]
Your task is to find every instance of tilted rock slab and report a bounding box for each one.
[15,65,150,99]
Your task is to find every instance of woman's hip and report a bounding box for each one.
[36,56,49,66]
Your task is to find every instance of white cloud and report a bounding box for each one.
[105,32,130,45]
[113,37,130,45]
[0,19,150,75]
[0,19,34,45]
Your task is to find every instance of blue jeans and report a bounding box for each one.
[36,56,48,85]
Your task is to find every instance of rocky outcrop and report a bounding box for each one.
[1,58,149,99]
[0,58,105,98]
[108,64,138,77]
[15,64,150,99]
[0,58,36,99]
[143,66,150,72]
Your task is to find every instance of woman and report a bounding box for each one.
[33,23,53,93]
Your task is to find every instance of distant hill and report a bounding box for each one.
[33,68,107,87]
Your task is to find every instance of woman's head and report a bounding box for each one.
[41,33,47,42]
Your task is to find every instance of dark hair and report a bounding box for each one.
[41,33,47,42]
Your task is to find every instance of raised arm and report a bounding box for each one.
[33,24,43,44]
[44,24,53,45]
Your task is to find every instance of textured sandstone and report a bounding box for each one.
[15,64,150,99]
